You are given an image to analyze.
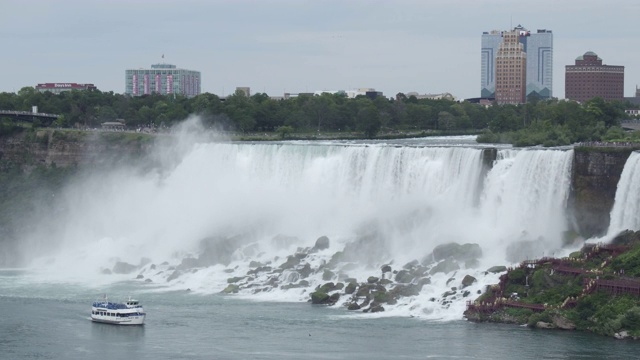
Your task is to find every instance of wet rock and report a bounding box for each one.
[347,302,361,310]
[442,290,456,297]
[367,276,379,284]
[278,255,300,270]
[403,260,419,269]
[323,269,335,281]
[416,277,431,290]
[326,251,344,269]
[395,270,413,284]
[144,278,152,283]
[310,291,338,305]
[486,265,507,274]
[429,258,460,275]
[345,282,357,295]
[222,284,240,294]
[136,274,144,279]
[149,264,157,270]
[249,261,264,268]
[446,277,456,286]
[282,270,300,283]
[312,236,330,251]
[379,279,393,286]
[227,276,245,284]
[113,261,137,274]
[167,270,182,282]
[356,284,374,297]
[299,263,313,278]
[363,302,385,313]
[318,282,339,293]
[281,280,310,290]
[294,252,308,260]
[610,230,640,246]
[461,275,477,288]
[432,243,482,262]
[462,290,471,297]
[381,264,392,273]
[247,266,272,275]
[390,284,420,297]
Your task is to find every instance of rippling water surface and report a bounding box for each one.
[1,273,638,360]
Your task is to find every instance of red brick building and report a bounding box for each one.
[565,51,624,102]
[35,83,97,95]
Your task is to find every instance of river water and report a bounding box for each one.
[1,272,638,360]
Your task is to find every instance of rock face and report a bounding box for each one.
[0,129,152,169]
[570,147,639,237]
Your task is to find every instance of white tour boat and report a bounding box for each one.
[91,296,146,325]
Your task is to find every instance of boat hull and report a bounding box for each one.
[91,314,145,325]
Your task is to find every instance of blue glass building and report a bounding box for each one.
[481,26,553,100]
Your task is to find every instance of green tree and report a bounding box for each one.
[356,104,381,138]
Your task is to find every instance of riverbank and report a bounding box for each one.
[464,230,640,340]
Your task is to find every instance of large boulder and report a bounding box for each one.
[278,255,300,270]
[310,291,340,305]
[610,230,640,246]
[432,243,482,262]
[112,261,137,274]
[486,265,507,274]
[429,258,460,275]
[222,284,240,294]
[312,236,330,251]
[461,275,477,288]
[395,270,413,283]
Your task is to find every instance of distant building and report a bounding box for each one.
[236,87,251,97]
[565,51,624,102]
[623,85,640,106]
[481,25,553,99]
[495,29,527,104]
[35,83,97,94]
[405,92,456,101]
[125,63,201,98]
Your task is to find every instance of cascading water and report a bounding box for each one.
[608,151,640,235]
[16,125,577,320]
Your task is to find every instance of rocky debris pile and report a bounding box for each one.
[126,235,499,315]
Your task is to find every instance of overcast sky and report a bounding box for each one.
[1,0,639,100]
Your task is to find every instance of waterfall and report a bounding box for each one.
[19,135,578,319]
[608,151,640,235]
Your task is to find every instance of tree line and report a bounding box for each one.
[0,86,635,145]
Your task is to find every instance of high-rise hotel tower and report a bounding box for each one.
[125,63,201,98]
[494,29,527,104]
[481,25,553,101]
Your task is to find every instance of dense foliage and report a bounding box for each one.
[1,87,635,143]
[470,233,640,338]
